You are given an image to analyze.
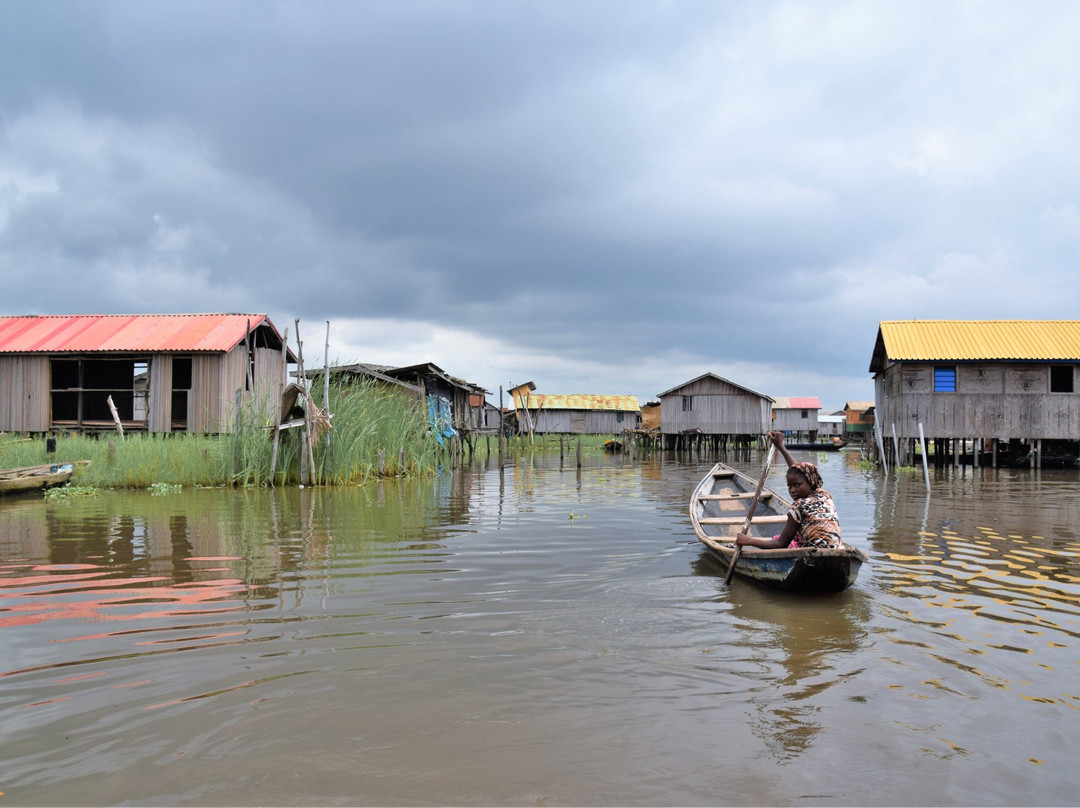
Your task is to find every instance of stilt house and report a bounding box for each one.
[512,393,640,435]
[869,319,1080,467]
[770,396,822,441]
[657,373,773,450]
[310,362,488,434]
[0,313,294,434]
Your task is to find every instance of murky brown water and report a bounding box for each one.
[1,449,1077,806]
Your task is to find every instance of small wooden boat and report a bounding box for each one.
[0,461,90,496]
[689,461,868,592]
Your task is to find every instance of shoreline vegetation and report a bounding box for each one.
[0,378,623,491]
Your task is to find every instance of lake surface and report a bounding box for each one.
[1,448,1078,806]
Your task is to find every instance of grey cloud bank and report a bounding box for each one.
[2,0,1079,410]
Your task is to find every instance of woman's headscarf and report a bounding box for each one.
[790,461,823,491]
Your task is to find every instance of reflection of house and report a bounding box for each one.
[0,314,294,434]
[770,396,822,440]
[312,362,488,434]
[869,319,1080,467]
[512,391,641,434]
[657,373,772,449]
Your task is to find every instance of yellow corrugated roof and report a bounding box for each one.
[878,320,1080,361]
[521,394,640,412]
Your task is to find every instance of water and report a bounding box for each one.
[1,450,1078,806]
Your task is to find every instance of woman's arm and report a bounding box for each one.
[735,515,799,549]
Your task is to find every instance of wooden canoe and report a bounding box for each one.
[689,461,868,592]
[0,461,90,496]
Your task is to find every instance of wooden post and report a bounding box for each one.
[106,395,125,441]
[576,437,582,468]
[498,386,505,460]
[294,319,315,486]
[270,326,289,486]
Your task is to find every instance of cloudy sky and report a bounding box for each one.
[3,1,1079,411]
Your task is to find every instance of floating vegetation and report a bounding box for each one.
[44,485,101,501]
[147,482,183,496]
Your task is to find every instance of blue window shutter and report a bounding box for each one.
[934,366,956,392]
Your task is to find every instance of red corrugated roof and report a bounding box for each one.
[0,314,277,353]
[771,396,822,410]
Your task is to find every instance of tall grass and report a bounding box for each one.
[0,376,442,488]
[0,383,635,490]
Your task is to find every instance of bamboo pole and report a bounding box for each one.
[322,320,331,482]
[294,319,316,486]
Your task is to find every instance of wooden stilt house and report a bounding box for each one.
[657,373,773,450]
[869,319,1080,468]
[0,313,294,434]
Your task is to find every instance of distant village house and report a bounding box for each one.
[657,373,772,450]
[770,396,822,442]
[508,382,640,434]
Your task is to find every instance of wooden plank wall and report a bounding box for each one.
[876,361,1080,439]
[0,355,50,432]
[148,354,173,432]
[660,377,771,435]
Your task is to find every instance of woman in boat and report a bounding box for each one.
[735,431,843,550]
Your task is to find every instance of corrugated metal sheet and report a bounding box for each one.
[0,314,272,353]
[772,396,822,409]
[880,320,1080,361]
[522,394,640,412]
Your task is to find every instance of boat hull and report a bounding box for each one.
[0,462,87,496]
[689,461,868,592]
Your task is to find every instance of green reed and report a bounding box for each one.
[0,377,441,489]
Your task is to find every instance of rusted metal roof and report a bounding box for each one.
[520,394,640,412]
[0,314,280,354]
[772,396,821,410]
[875,320,1080,364]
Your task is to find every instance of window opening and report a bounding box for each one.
[1050,365,1074,393]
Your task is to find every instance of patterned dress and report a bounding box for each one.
[788,489,843,549]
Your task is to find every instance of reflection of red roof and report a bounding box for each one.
[0,314,282,353]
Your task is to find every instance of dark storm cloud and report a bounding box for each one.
[2,0,1080,405]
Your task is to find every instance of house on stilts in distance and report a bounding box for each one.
[507,382,641,436]
[869,319,1080,468]
[657,373,772,450]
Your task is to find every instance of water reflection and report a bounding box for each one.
[1,454,1079,806]
[695,552,871,762]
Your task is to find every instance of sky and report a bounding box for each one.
[3,1,1079,412]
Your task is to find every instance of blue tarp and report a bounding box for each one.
[426,395,457,446]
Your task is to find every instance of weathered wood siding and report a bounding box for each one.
[772,409,819,433]
[532,409,636,434]
[0,355,50,432]
[660,377,771,434]
[148,354,173,433]
[875,361,1080,439]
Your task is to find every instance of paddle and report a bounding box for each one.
[724,442,777,585]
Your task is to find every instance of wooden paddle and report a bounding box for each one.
[724,442,777,585]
